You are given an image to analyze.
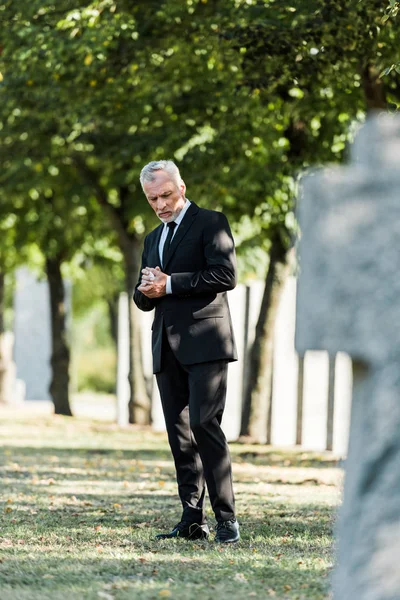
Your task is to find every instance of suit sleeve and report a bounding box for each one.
[170,211,237,296]
[133,235,158,312]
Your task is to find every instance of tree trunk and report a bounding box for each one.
[46,256,72,416]
[123,237,151,425]
[107,292,119,348]
[362,63,387,112]
[240,235,289,442]
[72,164,151,424]
[0,269,6,404]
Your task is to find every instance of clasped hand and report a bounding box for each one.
[138,266,167,298]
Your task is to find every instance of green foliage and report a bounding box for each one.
[0,0,398,283]
[75,346,116,393]
[381,1,400,74]
[71,261,124,319]
[72,301,117,393]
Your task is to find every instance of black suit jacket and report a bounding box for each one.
[134,202,238,373]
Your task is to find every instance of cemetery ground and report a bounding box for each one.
[0,401,342,600]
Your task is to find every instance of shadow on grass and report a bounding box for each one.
[0,439,336,599]
[1,443,342,465]
[1,501,335,556]
[0,551,331,594]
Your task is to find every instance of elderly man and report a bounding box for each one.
[134,160,239,543]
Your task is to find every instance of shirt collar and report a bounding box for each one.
[163,199,191,227]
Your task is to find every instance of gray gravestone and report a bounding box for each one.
[14,267,71,401]
[116,292,130,426]
[14,268,52,400]
[296,114,400,600]
[0,332,19,404]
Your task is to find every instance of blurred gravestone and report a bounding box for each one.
[14,268,52,400]
[296,114,400,599]
[0,332,22,405]
[116,292,130,426]
[14,267,71,402]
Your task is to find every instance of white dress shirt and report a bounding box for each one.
[159,199,191,294]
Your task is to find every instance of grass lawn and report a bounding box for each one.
[0,403,343,600]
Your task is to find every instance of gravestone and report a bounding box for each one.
[14,268,52,400]
[0,332,22,405]
[14,267,71,401]
[116,292,130,426]
[296,114,400,600]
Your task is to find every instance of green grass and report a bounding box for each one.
[0,406,342,599]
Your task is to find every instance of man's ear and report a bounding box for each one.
[180,179,186,197]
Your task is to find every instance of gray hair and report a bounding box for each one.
[139,160,182,189]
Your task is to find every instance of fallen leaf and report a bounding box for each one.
[159,591,171,597]
[97,592,113,600]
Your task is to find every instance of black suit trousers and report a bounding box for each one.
[156,328,236,523]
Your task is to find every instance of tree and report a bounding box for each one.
[2,0,397,435]
[0,0,282,423]
[212,0,399,441]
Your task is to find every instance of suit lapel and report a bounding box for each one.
[164,202,199,270]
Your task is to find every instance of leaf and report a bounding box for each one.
[379,65,394,77]
[97,593,113,600]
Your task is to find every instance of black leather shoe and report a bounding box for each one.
[155,520,209,540]
[215,518,240,543]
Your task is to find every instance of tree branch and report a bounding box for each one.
[72,155,132,254]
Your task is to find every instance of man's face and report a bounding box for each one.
[143,170,186,222]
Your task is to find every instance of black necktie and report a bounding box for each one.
[162,221,177,267]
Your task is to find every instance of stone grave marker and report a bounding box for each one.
[296,114,400,600]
